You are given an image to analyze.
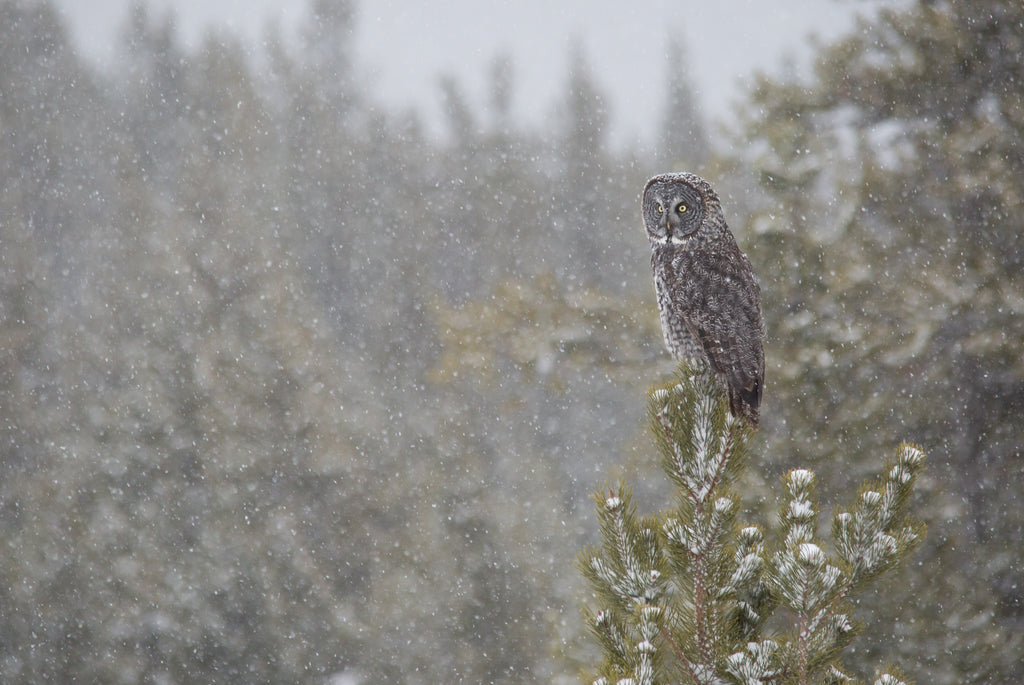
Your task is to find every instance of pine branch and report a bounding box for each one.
[580,362,927,684]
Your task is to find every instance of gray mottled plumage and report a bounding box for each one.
[643,172,765,426]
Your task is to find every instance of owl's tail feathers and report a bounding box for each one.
[728,380,761,428]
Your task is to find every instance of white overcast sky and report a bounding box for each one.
[53,0,895,146]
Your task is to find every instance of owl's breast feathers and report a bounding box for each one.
[670,240,765,426]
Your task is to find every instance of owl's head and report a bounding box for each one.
[642,172,720,246]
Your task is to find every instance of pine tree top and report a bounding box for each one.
[580,362,925,685]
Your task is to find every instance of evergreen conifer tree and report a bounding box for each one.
[580,364,925,684]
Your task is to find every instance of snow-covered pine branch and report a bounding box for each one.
[580,362,927,684]
[832,444,926,592]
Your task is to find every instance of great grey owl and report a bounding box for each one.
[642,172,765,426]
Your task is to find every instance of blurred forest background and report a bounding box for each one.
[1,0,1022,682]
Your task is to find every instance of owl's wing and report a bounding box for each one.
[675,248,765,426]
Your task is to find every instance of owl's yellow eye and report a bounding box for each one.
[677,203,687,214]
[656,204,664,214]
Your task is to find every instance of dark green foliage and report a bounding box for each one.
[580,364,924,684]
[733,1,1024,680]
